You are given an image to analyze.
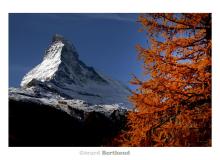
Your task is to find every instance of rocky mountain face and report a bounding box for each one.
[20,34,131,106]
[9,34,131,146]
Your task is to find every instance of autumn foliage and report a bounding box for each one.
[114,13,211,146]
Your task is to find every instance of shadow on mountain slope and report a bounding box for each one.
[9,99,126,147]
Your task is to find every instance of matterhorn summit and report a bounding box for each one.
[18,34,131,107]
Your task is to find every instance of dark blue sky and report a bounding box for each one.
[9,13,147,89]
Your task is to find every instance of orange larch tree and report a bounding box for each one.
[115,13,211,147]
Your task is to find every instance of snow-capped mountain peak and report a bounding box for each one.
[20,34,131,108]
